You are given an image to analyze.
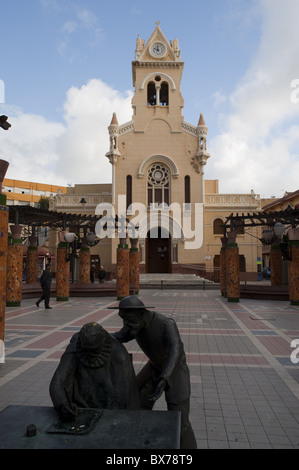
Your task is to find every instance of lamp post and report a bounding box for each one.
[0,116,11,131]
[0,160,9,351]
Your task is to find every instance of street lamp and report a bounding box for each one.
[0,116,11,131]
[273,222,285,239]
[261,228,274,245]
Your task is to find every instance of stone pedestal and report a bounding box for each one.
[0,405,180,449]
[6,227,23,307]
[56,243,70,301]
[225,243,240,302]
[0,194,8,342]
[288,242,299,306]
[130,239,140,294]
[270,246,283,286]
[116,242,130,300]
[26,236,38,284]
[79,248,90,284]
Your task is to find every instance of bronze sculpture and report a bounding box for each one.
[49,322,140,421]
[113,296,197,449]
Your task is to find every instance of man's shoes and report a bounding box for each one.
[35,302,39,308]
[45,307,52,309]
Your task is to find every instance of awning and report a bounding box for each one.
[22,246,55,260]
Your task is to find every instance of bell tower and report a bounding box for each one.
[131,21,184,133]
[106,23,211,273]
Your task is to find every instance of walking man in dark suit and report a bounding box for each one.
[36,263,52,309]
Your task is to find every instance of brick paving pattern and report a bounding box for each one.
[1,289,299,449]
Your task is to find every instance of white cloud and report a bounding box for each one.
[207,0,299,197]
[1,107,65,184]
[55,79,133,185]
[1,80,132,187]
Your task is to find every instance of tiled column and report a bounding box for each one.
[220,246,226,296]
[79,247,90,284]
[130,238,139,295]
[26,236,38,283]
[6,225,23,307]
[288,239,299,306]
[56,243,70,301]
[220,237,227,297]
[225,242,240,303]
[117,239,130,300]
[0,193,9,343]
[270,246,283,286]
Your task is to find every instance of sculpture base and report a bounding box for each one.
[0,405,180,449]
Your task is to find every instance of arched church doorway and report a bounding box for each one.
[146,227,171,273]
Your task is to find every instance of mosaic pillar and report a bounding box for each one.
[0,194,8,343]
[288,241,299,306]
[270,246,283,286]
[26,236,38,284]
[56,243,70,301]
[225,243,240,302]
[220,246,226,296]
[130,238,139,295]
[117,239,130,300]
[6,225,23,307]
[79,247,90,284]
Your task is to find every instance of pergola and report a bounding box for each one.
[8,205,101,232]
[221,205,299,305]
[224,205,299,237]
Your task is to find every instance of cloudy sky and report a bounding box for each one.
[0,0,299,198]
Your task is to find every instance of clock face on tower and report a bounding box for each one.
[150,42,166,58]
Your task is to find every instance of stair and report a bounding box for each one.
[139,273,219,290]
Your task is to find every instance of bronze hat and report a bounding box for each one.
[108,295,155,309]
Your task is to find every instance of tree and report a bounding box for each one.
[38,196,50,210]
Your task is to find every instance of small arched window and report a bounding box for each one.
[126,175,132,210]
[213,218,224,235]
[147,82,156,106]
[184,176,191,204]
[160,82,169,106]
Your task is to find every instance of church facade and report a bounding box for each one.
[50,24,264,280]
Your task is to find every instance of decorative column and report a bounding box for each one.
[6,225,23,307]
[288,228,299,306]
[130,238,139,295]
[0,191,9,344]
[26,235,38,283]
[220,237,227,297]
[79,246,90,284]
[270,245,283,286]
[56,242,70,301]
[225,231,240,303]
[116,238,130,300]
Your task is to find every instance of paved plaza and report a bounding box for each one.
[1,288,299,449]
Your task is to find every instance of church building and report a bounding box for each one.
[50,23,263,280]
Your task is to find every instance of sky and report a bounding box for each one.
[0,0,299,198]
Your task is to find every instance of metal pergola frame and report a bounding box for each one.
[8,205,101,232]
[224,205,299,236]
